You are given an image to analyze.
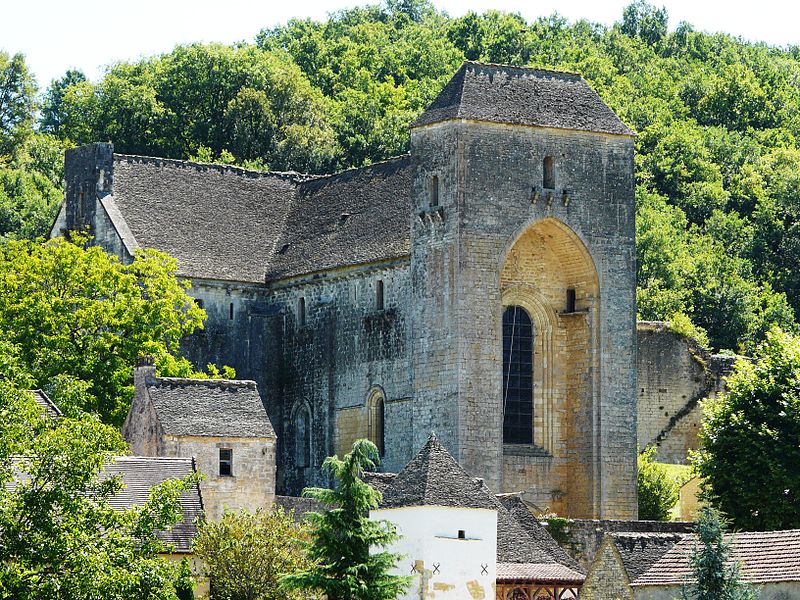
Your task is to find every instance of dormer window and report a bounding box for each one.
[219,448,233,477]
[543,156,555,189]
[431,175,439,207]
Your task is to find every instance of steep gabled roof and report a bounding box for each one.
[379,433,496,510]
[102,456,203,552]
[632,529,800,586]
[31,390,61,419]
[266,156,412,281]
[413,62,634,136]
[146,377,275,438]
[111,154,298,283]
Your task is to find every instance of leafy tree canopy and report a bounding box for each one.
[693,327,800,530]
[282,439,410,600]
[0,383,196,600]
[193,507,320,600]
[0,236,222,425]
[637,445,679,520]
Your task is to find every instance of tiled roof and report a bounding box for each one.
[266,156,412,281]
[379,434,497,510]
[632,529,800,586]
[31,390,61,418]
[497,494,583,573]
[611,532,684,581]
[363,472,398,496]
[147,377,275,438]
[111,154,298,283]
[102,456,203,553]
[413,62,634,135]
[496,562,585,584]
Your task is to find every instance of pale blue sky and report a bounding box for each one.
[3,0,799,89]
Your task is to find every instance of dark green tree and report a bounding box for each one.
[0,383,197,599]
[620,1,669,46]
[681,507,757,600]
[39,69,87,136]
[693,327,800,530]
[281,439,410,600]
[0,51,37,156]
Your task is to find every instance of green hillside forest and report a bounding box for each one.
[2,0,800,353]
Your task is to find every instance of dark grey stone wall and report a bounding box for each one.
[62,142,114,235]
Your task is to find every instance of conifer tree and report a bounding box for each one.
[682,507,757,600]
[281,439,410,600]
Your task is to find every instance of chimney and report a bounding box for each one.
[133,355,156,393]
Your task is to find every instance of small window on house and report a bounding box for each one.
[458,530,466,540]
[376,280,384,311]
[298,297,306,326]
[219,448,233,477]
[566,288,576,313]
[431,175,439,207]
[229,302,234,320]
[543,156,555,189]
[194,298,204,310]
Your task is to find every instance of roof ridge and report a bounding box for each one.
[298,154,411,186]
[113,153,313,182]
[463,60,584,79]
[111,455,195,462]
[152,376,257,390]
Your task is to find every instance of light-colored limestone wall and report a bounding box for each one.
[634,582,800,600]
[580,539,634,600]
[163,435,276,520]
[636,323,734,464]
[411,120,637,519]
[372,505,497,600]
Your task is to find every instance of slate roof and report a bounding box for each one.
[363,472,398,496]
[379,433,497,510]
[413,62,634,135]
[496,562,585,585]
[31,390,61,418]
[631,529,800,586]
[146,376,275,438]
[266,156,412,280]
[111,155,298,283]
[102,456,203,553]
[274,495,326,522]
[497,494,583,572]
[610,532,684,581]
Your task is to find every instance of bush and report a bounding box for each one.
[638,445,679,520]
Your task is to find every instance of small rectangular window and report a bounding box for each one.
[543,156,555,189]
[298,297,306,326]
[229,302,234,320]
[566,288,576,313]
[219,448,233,477]
[431,175,439,207]
[376,280,384,311]
[458,530,466,539]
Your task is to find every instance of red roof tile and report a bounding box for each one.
[496,562,585,584]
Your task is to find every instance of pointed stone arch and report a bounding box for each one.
[500,217,600,515]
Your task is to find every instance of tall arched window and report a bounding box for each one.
[502,305,533,444]
[367,389,386,456]
[295,404,311,467]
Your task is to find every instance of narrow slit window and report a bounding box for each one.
[229,302,234,320]
[77,191,85,219]
[219,448,233,477]
[543,156,555,189]
[566,288,576,313]
[431,175,439,207]
[298,297,306,326]
[376,280,384,311]
[295,406,311,467]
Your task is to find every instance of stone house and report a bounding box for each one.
[52,61,640,519]
[123,357,277,519]
[371,434,585,600]
[581,529,800,600]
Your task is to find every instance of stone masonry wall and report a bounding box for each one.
[637,322,735,464]
[580,539,634,600]
[411,120,637,519]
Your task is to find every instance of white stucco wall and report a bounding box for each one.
[371,505,497,600]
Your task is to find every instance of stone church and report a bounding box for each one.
[52,61,640,519]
